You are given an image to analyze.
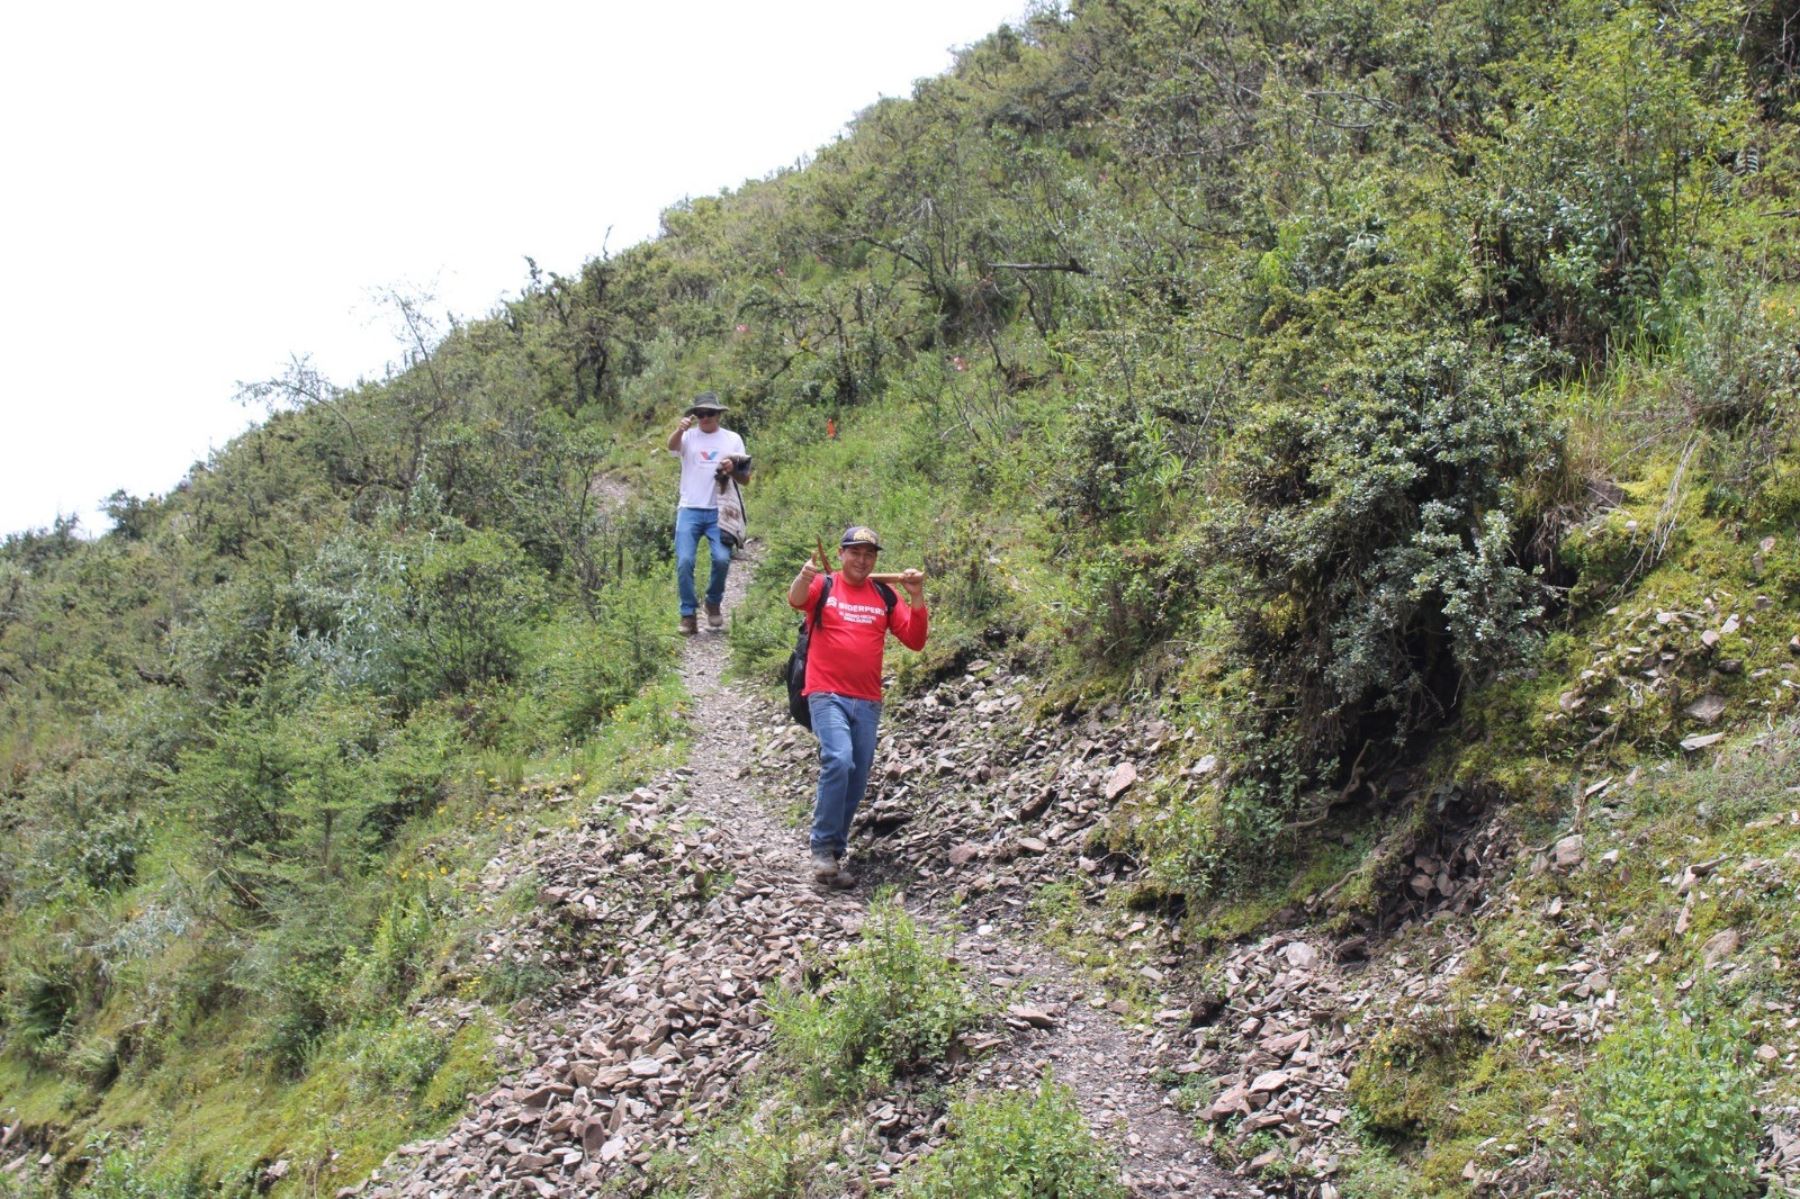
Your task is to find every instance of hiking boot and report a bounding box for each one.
[810,850,840,883]
[826,862,858,889]
[679,615,698,636]
[705,602,724,629]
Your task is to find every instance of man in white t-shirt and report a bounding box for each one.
[665,393,750,634]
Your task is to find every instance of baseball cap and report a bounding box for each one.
[839,526,882,550]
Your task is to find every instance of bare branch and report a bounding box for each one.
[988,259,1091,275]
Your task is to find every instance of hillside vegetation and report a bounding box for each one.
[4,0,1799,1194]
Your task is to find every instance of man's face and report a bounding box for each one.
[839,543,877,583]
[696,411,722,431]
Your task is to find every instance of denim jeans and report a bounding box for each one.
[674,506,731,616]
[807,692,882,856]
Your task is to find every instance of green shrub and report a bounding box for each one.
[71,812,146,892]
[769,894,983,1100]
[289,520,548,708]
[1675,284,1800,514]
[70,1134,203,1199]
[900,1074,1127,1199]
[1474,3,1752,355]
[523,577,668,743]
[348,1015,451,1099]
[343,891,438,1016]
[1567,1000,1759,1199]
[1203,330,1549,864]
[368,704,460,838]
[664,1085,847,1199]
[402,529,548,699]
[238,903,355,1075]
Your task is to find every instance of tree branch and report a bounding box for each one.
[988,259,1091,275]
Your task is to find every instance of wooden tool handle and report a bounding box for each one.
[869,572,927,584]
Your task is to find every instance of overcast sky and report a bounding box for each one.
[0,0,1028,538]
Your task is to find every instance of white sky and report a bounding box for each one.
[0,0,1028,538]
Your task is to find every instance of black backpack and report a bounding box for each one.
[783,575,897,729]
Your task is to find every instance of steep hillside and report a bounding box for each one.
[4,1,1800,1195]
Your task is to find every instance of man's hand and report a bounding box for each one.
[788,558,821,609]
[898,568,925,604]
[677,416,695,434]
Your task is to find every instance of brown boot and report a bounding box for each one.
[679,615,698,635]
[705,602,724,629]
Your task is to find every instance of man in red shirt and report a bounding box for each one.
[787,525,927,887]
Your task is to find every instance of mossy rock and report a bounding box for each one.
[1347,1014,1489,1139]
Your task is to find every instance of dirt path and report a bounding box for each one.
[363,553,1248,1197]
[677,559,1245,1196]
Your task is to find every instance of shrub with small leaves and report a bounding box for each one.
[900,1073,1127,1199]
[663,1085,845,1199]
[1568,999,1759,1198]
[770,893,983,1100]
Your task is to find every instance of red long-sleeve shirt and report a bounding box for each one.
[796,571,928,702]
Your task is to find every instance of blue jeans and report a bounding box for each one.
[808,693,882,856]
[674,506,731,616]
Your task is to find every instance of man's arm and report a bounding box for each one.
[891,570,928,650]
[666,416,693,453]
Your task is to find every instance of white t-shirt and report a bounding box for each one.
[671,426,747,509]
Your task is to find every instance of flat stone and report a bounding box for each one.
[1104,763,1138,800]
[1006,1004,1058,1029]
[1684,694,1727,725]
[1207,1084,1250,1121]
[1283,942,1319,970]
[1249,1069,1290,1095]
[1702,928,1740,966]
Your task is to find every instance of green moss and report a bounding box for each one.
[1348,1014,1491,1139]
[418,1015,500,1121]
[0,1053,89,1127]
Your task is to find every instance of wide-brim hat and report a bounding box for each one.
[684,391,728,416]
[840,525,882,550]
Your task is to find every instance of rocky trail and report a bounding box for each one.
[361,556,1250,1198]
